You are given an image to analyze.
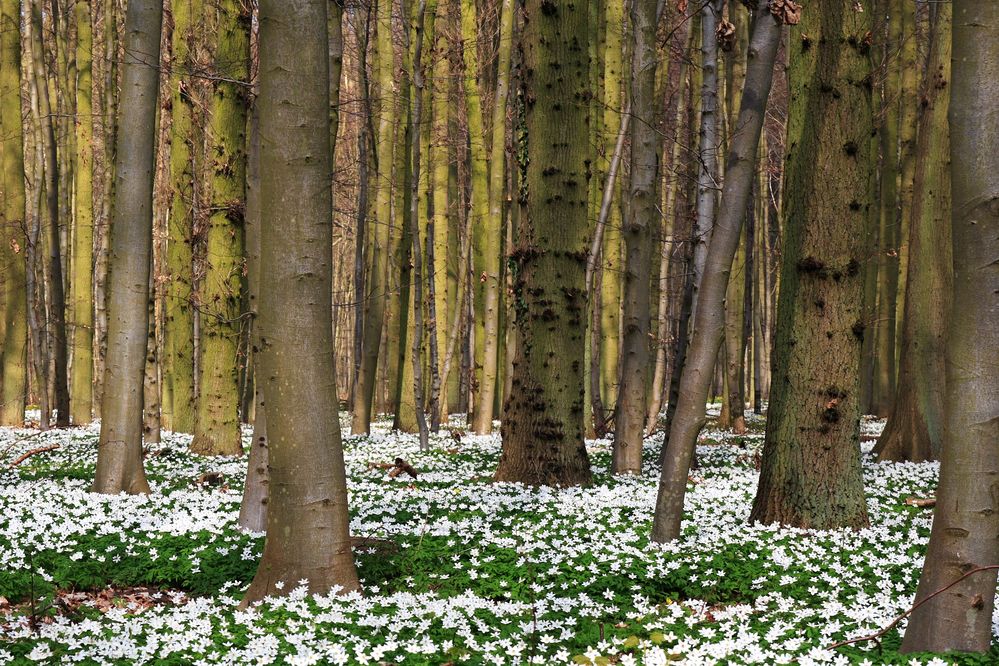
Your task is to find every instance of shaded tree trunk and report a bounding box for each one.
[874,6,951,463]
[900,0,999,652]
[92,0,163,495]
[242,0,360,602]
[651,2,781,542]
[494,0,592,487]
[748,0,873,531]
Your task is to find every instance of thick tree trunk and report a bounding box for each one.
[0,0,28,427]
[70,0,94,425]
[874,6,951,463]
[748,0,873,531]
[651,2,781,542]
[494,0,592,487]
[190,0,249,457]
[613,0,657,475]
[899,1,999,651]
[92,0,163,495]
[242,0,361,602]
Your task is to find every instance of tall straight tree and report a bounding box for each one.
[899,0,999,653]
[748,0,872,530]
[493,0,592,487]
[613,0,657,475]
[352,0,396,436]
[242,0,361,602]
[92,0,163,495]
[0,0,28,426]
[164,0,201,433]
[651,1,782,542]
[70,0,94,424]
[873,5,951,463]
[190,0,250,456]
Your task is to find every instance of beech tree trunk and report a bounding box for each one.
[0,0,28,427]
[748,0,873,530]
[190,0,250,456]
[243,0,361,602]
[873,5,951,463]
[899,1,999,653]
[494,0,592,487]
[613,0,657,475]
[651,2,781,542]
[92,0,163,495]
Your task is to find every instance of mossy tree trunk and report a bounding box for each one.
[900,1,999,652]
[242,0,361,602]
[70,0,94,425]
[164,0,200,433]
[190,0,250,456]
[0,0,28,426]
[494,0,592,487]
[748,0,873,531]
[92,0,163,495]
[874,5,951,463]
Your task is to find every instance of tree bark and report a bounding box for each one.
[873,6,951,463]
[613,0,657,475]
[493,0,592,487]
[651,2,781,542]
[242,0,361,602]
[190,0,250,456]
[0,0,28,427]
[92,0,163,495]
[899,1,999,652]
[748,0,873,531]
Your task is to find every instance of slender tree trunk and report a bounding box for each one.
[143,266,161,444]
[242,0,361,602]
[92,0,163,495]
[31,0,70,427]
[164,0,200,433]
[748,0,873,531]
[874,6,951,463]
[0,0,28,427]
[351,0,396,435]
[190,0,250,456]
[613,0,657,475]
[70,0,94,424]
[651,2,781,542]
[494,0,592,487]
[900,1,999,652]
[238,96,267,532]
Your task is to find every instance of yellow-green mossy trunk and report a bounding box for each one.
[190,0,250,456]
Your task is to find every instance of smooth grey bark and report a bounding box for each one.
[651,3,782,542]
[242,0,360,602]
[899,0,999,653]
[92,0,163,495]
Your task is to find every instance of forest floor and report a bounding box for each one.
[0,407,989,665]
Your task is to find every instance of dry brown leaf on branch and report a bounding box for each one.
[717,19,736,51]
[770,0,802,25]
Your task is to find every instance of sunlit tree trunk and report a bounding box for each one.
[748,0,872,530]
[70,0,94,425]
[494,0,592,487]
[900,0,999,652]
[242,0,361,602]
[92,0,163,495]
[0,0,28,426]
[164,0,200,433]
[190,0,250,456]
